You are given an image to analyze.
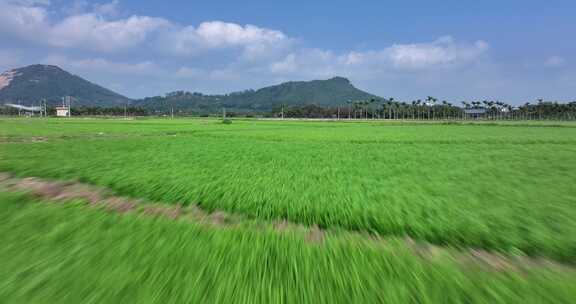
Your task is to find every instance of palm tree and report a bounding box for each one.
[426,96,437,120]
[411,100,418,120]
[388,98,395,119]
[346,100,352,119]
[369,98,377,119]
[416,99,422,120]
[441,100,448,119]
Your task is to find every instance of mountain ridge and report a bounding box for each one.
[1,64,381,112]
[134,76,380,112]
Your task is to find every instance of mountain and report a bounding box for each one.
[0,64,380,112]
[135,77,380,112]
[0,64,131,107]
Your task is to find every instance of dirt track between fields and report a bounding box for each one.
[0,172,573,274]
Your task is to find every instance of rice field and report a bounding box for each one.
[0,117,575,302]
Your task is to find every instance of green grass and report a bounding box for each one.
[0,191,574,303]
[1,118,575,261]
[1,118,576,302]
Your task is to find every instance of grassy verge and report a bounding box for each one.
[0,191,575,303]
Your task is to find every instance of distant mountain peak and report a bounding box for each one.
[327,76,351,83]
[0,64,131,106]
[24,64,63,70]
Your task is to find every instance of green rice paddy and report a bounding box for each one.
[0,118,575,302]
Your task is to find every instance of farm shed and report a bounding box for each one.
[55,106,70,117]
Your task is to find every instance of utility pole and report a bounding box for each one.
[222,107,226,121]
[124,104,127,119]
[281,104,284,120]
[337,106,340,120]
[171,105,174,119]
[65,96,72,117]
[348,104,351,120]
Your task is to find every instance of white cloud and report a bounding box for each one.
[174,66,204,78]
[0,1,290,55]
[268,48,341,78]
[270,54,297,73]
[93,0,120,17]
[5,2,486,69]
[0,2,49,38]
[0,1,169,52]
[385,36,489,69]
[330,36,489,70]
[42,55,160,75]
[266,37,489,79]
[544,56,566,67]
[49,14,170,52]
[196,21,286,48]
[0,1,511,100]
[160,21,291,58]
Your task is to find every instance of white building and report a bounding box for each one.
[56,106,70,117]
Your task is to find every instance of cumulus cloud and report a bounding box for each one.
[0,1,169,52]
[174,66,204,79]
[0,1,508,100]
[196,21,286,48]
[93,0,120,17]
[42,55,160,75]
[0,1,290,55]
[159,21,291,58]
[49,14,170,52]
[385,36,489,69]
[0,1,49,38]
[3,1,484,71]
[333,36,489,70]
[267,37,489,79]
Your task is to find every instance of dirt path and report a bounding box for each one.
[0,172,573,273]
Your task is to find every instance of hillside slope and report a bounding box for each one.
[135,77,380,112]
[0,65,131,107]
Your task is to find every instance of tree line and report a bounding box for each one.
[274,98,576,120]
[2,99,576,120]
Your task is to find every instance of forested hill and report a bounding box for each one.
[1,64,380,112]
[0,64,131,106]
[134,77,380,112]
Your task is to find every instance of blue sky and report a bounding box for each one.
[0,0,574,104]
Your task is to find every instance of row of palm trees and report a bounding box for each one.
[340,97,576,120]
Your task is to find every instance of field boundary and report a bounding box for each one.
[0,172,573,274]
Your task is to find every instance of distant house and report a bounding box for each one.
[464,108,486,119]
[55,106,69,117]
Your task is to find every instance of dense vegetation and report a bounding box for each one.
[4,99,575,120]
[275,99,576,119]
[134,77,377,113]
